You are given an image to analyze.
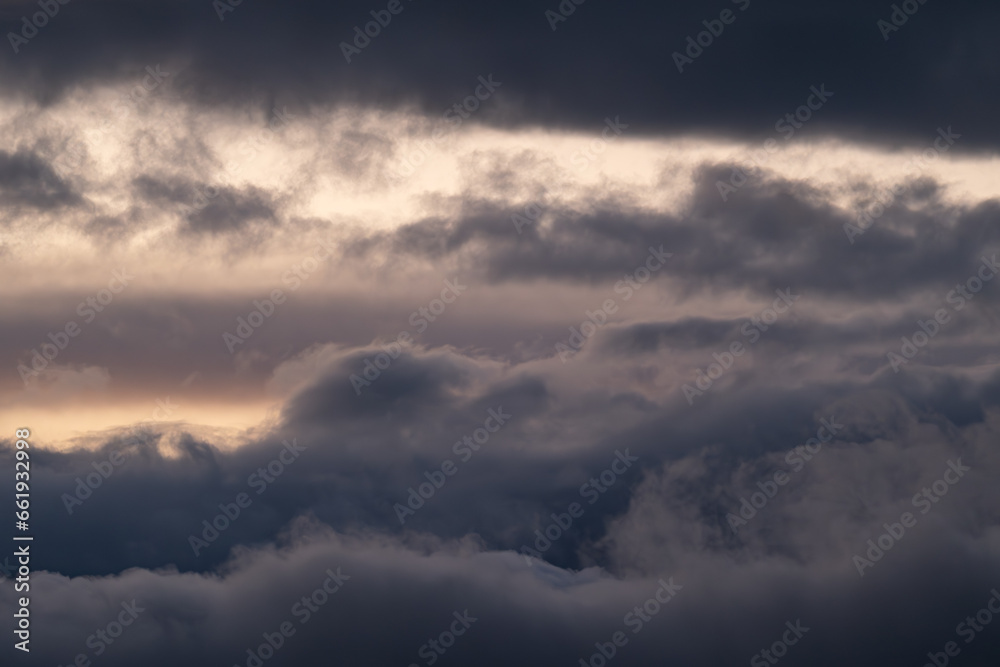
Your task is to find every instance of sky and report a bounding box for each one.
[1,0,1000,665]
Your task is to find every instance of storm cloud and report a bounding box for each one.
[1,1,999,666]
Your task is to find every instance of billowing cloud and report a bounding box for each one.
[2,1,1000,665]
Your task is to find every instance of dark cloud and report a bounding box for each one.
[342,168,1000,302]
[5,338,1000,577]
[0,1,996,147]
[0,148,80,210]
[3,395,1000,667]
[3,1,1000,664]
[133,175,277,235]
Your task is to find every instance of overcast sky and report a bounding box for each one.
[1,1,1000,666]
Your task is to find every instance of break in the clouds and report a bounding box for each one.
[1,1,999,666]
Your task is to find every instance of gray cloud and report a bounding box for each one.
[0,148,80,211]
[3,2,1000,664]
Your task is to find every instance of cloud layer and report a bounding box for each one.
[2,1,1000,665]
